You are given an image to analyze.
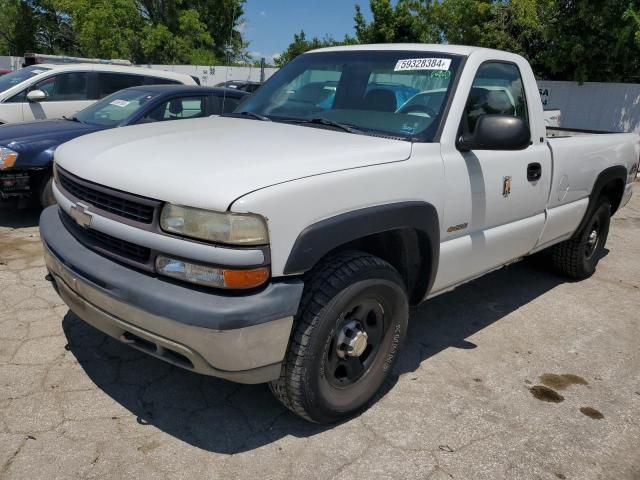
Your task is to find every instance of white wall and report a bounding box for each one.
[0,56,22,70]
[538,80,640,133]
[0,57,278,86]
[147,64,279,87]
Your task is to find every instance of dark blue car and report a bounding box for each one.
[0,85,248,207]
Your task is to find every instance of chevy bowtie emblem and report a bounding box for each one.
[69,203,92,229]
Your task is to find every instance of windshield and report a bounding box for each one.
[235,50,462,140]
[0,66,51,94]
[75,89,158,127]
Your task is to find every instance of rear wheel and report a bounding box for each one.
[269,251,408,423]
[551,200,611,279]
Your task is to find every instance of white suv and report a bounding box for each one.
[0,64,197,124]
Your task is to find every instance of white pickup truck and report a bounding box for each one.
[40,44,639,423]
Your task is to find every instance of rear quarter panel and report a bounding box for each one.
[546,133,639,209]
[533,132,638,249]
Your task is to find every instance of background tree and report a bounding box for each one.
[355,0,439,44]
[54,0,142,60]
[0,0,247,63]
[0,0,73,56]
[540,0,640,82]
[139,8,217,64]
[135,0,247,62]
[278,0,640,82]
[275,30,355,67]
[624,6,640,48]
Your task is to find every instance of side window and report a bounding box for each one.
[138,96,208,123]
[219,96,242,114]
[27,73,89,101]
[96,73,145,98]
[35,76,57,97]
[464,62,528,133]
[5,90,27,103]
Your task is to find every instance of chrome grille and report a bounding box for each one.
[57,167,157,224]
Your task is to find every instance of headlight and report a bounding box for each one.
[0,147,18,170]
[160,204,269,246]
[156,256,269,289]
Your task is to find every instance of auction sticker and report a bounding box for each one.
[394,58,451,71]
[109,99,130,107]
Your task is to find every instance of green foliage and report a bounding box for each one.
[136,0,247,62]
[55,0,142,59]
[0,0,246,64]
[0,0,73,56]
[275,30,356,67]
[624,6,640,47]
[139,8,216,64]
[278,0,640,82]
[355,0,440,44]
[539,0,640,82]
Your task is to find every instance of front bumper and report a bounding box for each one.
[40,206,304,384]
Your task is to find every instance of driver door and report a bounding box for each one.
[431,61,552,294]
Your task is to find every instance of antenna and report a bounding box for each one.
[221,2,238,114]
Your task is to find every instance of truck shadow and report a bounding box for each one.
[0,202,40,228]
[62,257,567,454]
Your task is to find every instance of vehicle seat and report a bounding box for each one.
[168,99,183,118]
[465,87,490,131]
[363,89,397,112]
[485,90,515,116]
[291,83,333,105]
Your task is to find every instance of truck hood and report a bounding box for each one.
[55,116,413,210]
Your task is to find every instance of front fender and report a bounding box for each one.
[283,202,440,300]
[12,143,57,170]
[284,202,439,273]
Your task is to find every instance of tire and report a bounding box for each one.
[550,200,611,280]
[38,175,55,208]
[269,251,409,423]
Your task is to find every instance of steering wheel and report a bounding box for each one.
[398,104,437,118]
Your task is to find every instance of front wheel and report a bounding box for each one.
[270,251,409,423]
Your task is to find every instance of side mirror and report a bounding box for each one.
[26,90,47,102]
[457,115,530,152]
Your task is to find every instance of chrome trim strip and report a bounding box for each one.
[53,181,265,266]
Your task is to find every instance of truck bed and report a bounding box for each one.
[546,126,624,138]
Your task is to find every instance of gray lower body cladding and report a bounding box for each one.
[39,206,304,384]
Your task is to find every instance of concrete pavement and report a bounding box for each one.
[0,186,638,479]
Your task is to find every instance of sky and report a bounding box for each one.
[241,0,374,63]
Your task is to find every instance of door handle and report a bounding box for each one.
[527,162,542,181]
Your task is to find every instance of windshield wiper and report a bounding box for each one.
[236,111,271,121]
[281,117,362,135]
[62,115,81,123]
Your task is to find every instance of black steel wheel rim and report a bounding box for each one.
[325,297,388,388]
[584,218,600,259]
